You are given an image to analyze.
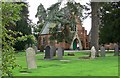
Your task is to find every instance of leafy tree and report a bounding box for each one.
[2,2,23,76]
[36,3,47,23]
[13,2,32,51]
[99,2,120,44]
[34,3,46,35]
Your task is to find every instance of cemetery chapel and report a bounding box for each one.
[38,16,89,50]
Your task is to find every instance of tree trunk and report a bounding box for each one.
[91,2,100,57]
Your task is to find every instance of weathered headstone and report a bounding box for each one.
[90,46,96,59]
[50,46,55,59]
[26,47,37,69]
[44,46,50,59]
[100,46,106,57]
[51,46,56,56]
[57,47,63,59]
[114,43,119,56]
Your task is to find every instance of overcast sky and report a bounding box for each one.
[27,0,91,34]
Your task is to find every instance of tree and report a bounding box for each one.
[35,3,47,23]
[90,2,100,57]
[2,2,23,76]
[35,3,47,35]
[99,2,120,44]
[14,2,32,51]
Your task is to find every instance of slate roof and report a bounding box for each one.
[40,22,56,34]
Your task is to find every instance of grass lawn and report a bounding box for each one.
[13,51,118,76]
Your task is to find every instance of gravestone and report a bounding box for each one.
[44,46,50,59]
[50,46,55,59]
[51,46,56,56]
[100,46,106,57]
[26,47,37,69]
[57,47,63,60]
[114,43,119,56]
[90,46,96,59]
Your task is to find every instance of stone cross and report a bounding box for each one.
[90,46,96,59]
[26,47,37,69]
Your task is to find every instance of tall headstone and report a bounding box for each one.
[50,46,56,56]
[50,46,55,59]
[26,47,37,69]
[44,46,50,59]
[90,46,96,59]
[114,43,119,56]
[57,47,63,60]
[100,46,106,57]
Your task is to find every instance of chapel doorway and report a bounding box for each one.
[73,38,79,50]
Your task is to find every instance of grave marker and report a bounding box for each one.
[44,46,50,59]
[100,46,106,57]
[57,47,63,59]
[26,47,37,69]
[90,46,96,59]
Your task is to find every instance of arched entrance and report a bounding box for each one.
[73,38,78,50]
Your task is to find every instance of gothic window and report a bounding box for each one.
[42,37,46,45]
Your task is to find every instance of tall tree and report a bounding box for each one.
[14,2,32,51]
[34,3,47,45]
[90,2,100,57]
[99,2,120,44]
[35,3,47,23]
[2,2,23,76]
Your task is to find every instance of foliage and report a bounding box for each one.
[35,3,47,23]
[34,3,46,36]
[2,2,23,76]
[99,2,120,44]
[13,2,32,51]
[17,35,37,45]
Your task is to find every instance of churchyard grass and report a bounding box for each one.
[13,51,118,76]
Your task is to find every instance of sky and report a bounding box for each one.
[27,0,91,34]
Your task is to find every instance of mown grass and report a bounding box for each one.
[13,51,118,76]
